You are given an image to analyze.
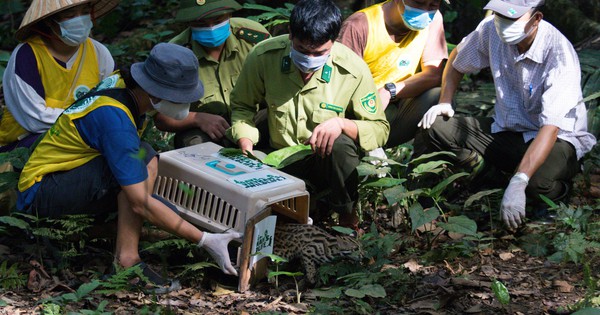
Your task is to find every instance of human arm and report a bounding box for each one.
[230,47,266,147]
[307,117,358,157]
[380,63,444,108]
[91,39,116,78]
[3,44,65,133]
[154,112,230,141]
[501,125,559,229]
[121,181,241,275]
[336,12,368,58]
[346,62,390,152]
[417,48,464,128]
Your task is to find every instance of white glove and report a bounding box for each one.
[417,103,454,129]
[500,173,529,229]
[198,231,242,276]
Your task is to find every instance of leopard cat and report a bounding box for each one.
[273,223,361,285]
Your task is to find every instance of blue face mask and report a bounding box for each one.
[56,14,93,46]
[289,46,329,73]
[191,19,231,47]
[400,0,436,31]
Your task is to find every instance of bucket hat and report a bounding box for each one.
[484,0,545,18]
[175,0,242,23]
[131,43,204,104]
[15,0,120,41]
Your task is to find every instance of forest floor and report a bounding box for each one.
[1,35,599,315]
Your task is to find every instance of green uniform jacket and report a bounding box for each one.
[170,18,270,116]
[230,35,390,152]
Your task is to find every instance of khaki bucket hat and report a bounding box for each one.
[15,0,120,41]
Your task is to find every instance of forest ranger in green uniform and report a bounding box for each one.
[154,0,270,148]
[229,0,389,229]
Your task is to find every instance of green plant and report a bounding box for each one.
[257,252,303,303]
[0,260,26,290]
[40,280,101,306]
[491,279,510,306]
[242,3,293,30]
[312,224,410,314]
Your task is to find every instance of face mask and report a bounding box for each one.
[289,46,329,73]
[191,19,231,47]
[494,14,535,45]
[400,0,436,31]
[56,14,93,46]
[151,99,190,120]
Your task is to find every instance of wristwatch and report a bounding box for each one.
[384,82,397,100]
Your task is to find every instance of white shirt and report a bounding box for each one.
[2,38,115,134]
[453,16,595,160]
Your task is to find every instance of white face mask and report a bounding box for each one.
[151,98,190,120]
[493,13,536,45]
[56,14,93,46]
[289,46,329,73]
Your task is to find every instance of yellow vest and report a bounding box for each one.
[18,74,136,192]
[360,1,429,89]
[0,36,100,145]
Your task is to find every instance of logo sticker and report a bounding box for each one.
[73,85,90,100]
[507,8,517,17]
[398,59,410,68]
[360,92,377,114]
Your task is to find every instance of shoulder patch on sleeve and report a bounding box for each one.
[235,27,270,44]
[360,92,378,114]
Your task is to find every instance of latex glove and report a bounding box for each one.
[500,173,529,229]
[417,103,454,129]
[198,231,242,276]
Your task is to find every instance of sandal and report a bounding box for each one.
[104,261,181,294]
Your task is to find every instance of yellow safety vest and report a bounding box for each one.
[18,74,137,192]
[0,36,100,145]
[360,1,429,89]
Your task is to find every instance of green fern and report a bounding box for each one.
[97,264,148,294]
[0,260,26,291]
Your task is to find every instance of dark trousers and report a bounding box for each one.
[24,142,168,218]
[414,116,579,200]
[280,134,360,215]
[385,87,441,148]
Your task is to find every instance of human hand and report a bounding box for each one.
[500,173,529,229]
[198,231,242,276]
[306,117,344,157]
[238,138,254,155]
[377,87,392,110]
[194,112,230,141]
[417,103,454,129]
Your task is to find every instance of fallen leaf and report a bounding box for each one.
[553,280,574,293]
[499,252,515,261]
[403,259,423,273]
[464,304,483,313]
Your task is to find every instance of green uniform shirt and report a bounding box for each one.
[230,35,389,151]
[170,18,269,116]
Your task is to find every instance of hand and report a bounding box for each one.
[198,231,242,276]
[377,87,392,110]
[238,138,254,155]
[417,103,454,129]
[306,117,344,157]
[500,173,529,229]
[193,112,230,141]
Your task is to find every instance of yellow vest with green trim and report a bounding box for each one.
[360,1,429,89]
[18,74,137,192]
[0,36,100,145]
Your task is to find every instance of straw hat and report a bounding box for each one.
[15,0,120,41]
